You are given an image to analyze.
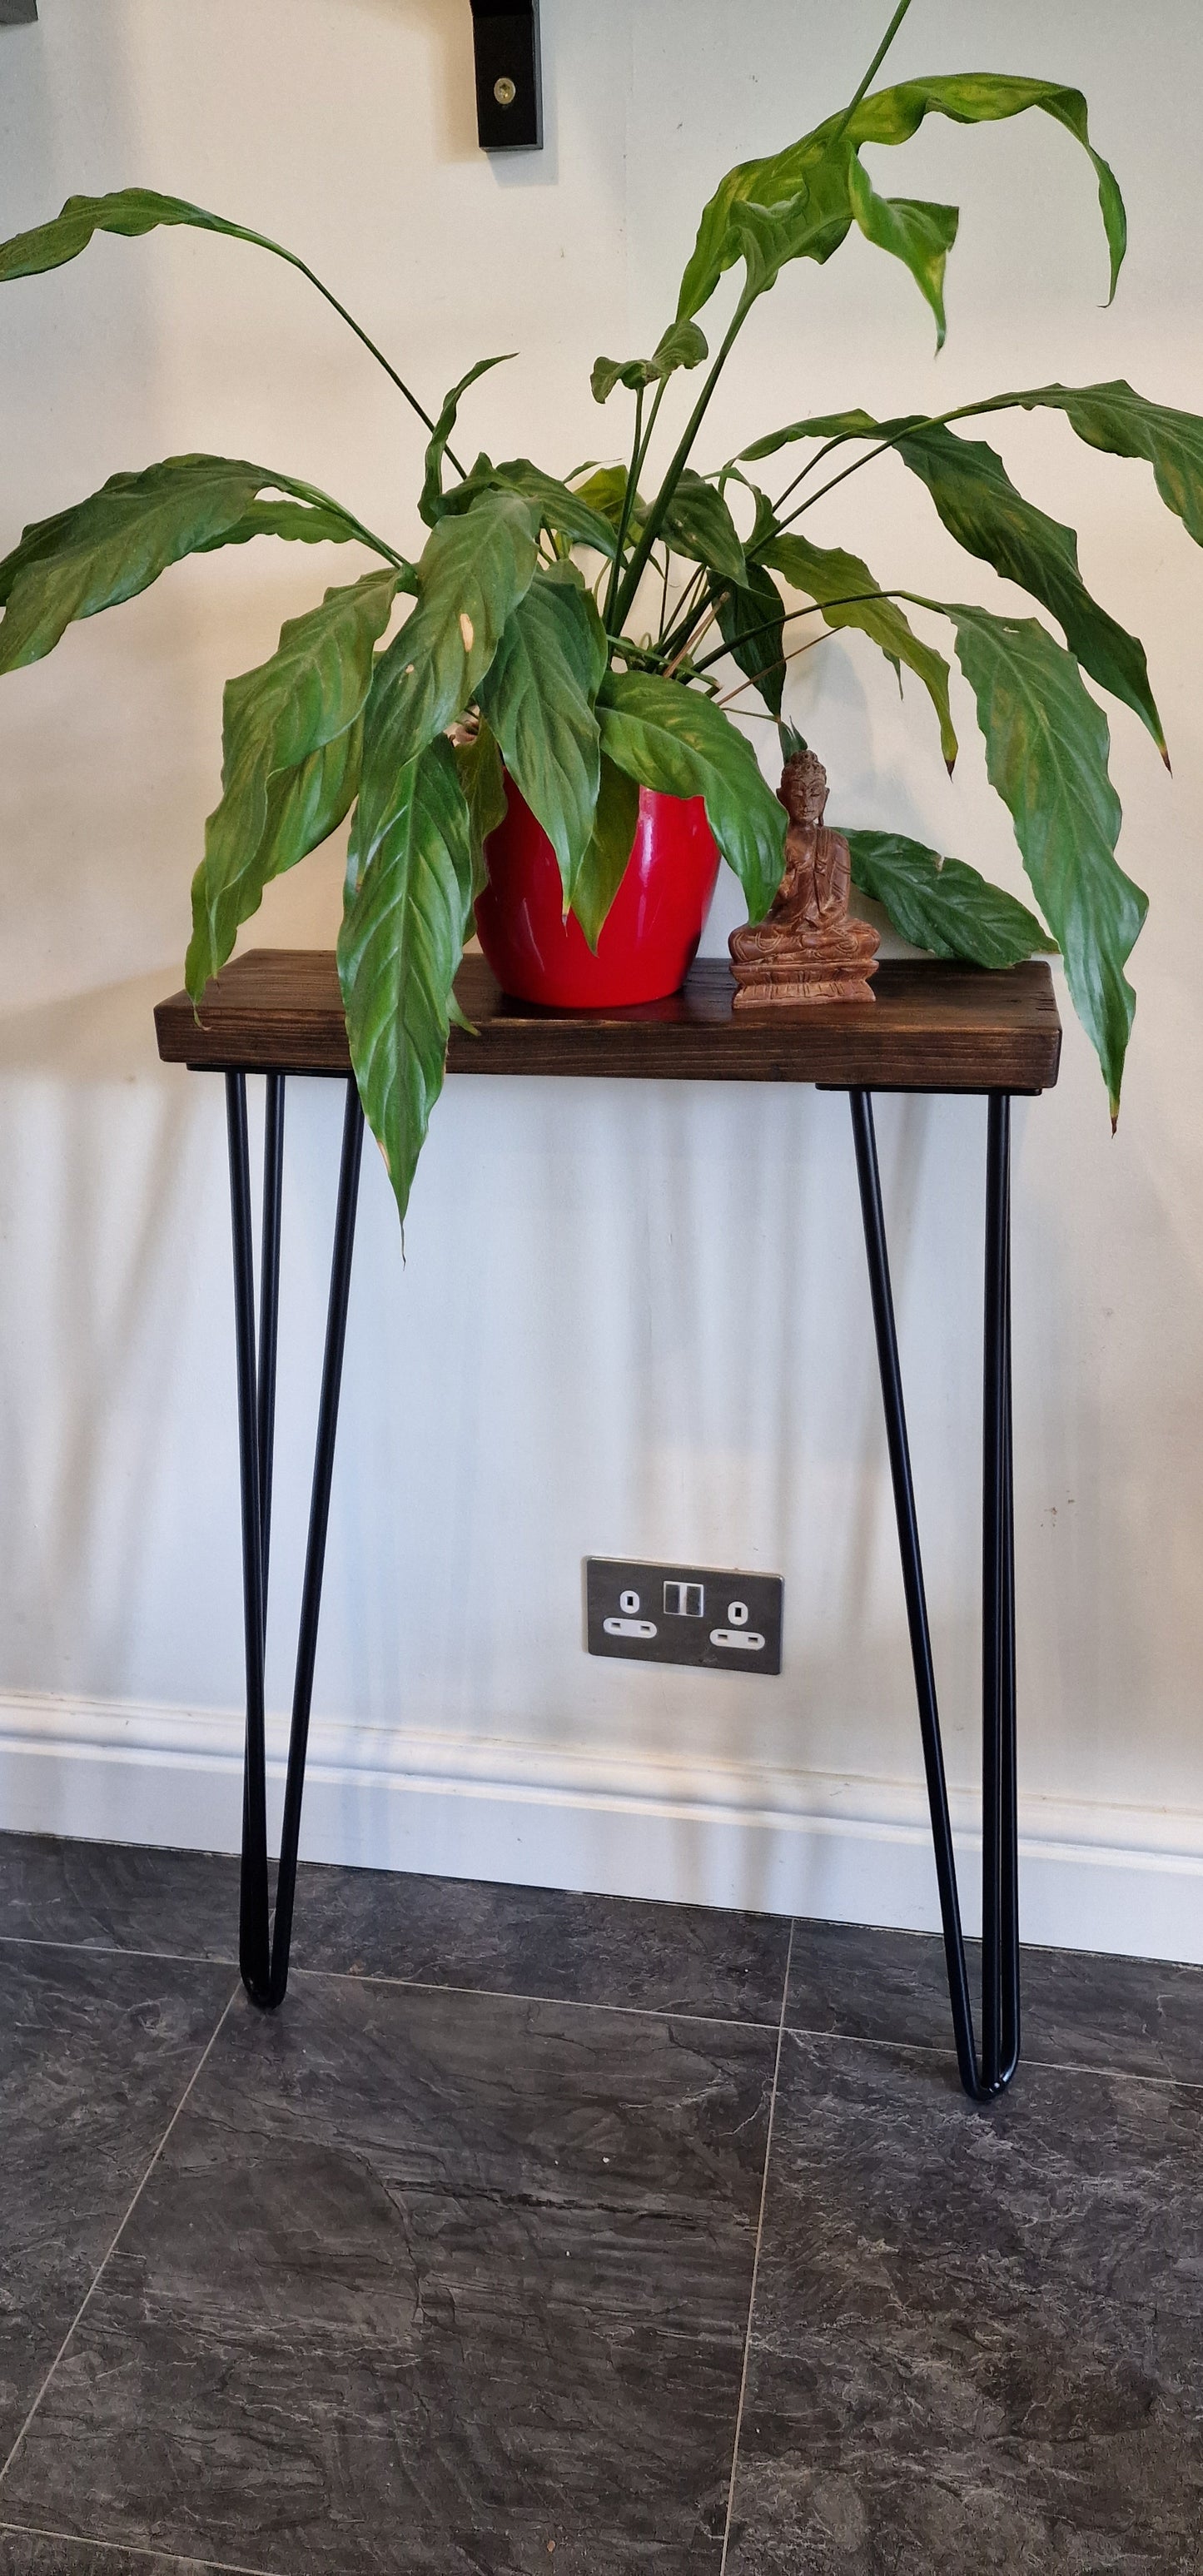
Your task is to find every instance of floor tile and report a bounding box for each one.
[785,1917,1203,2086]
[1020,1943,1203,2086]
[288,1860,791,2023]
[1,1977,774,2573]
[0,2530,238,2575]
[725,2031,1203,2573]
[0,1945,235,2469]
[0,1835,243,1967]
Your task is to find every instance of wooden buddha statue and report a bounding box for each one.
[728,746,879,1007]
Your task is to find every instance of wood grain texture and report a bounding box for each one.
[155,948,1061,1092]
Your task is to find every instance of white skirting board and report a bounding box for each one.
[1,1688,1201,1965]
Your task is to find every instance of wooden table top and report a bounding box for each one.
[155,949,1061,1093]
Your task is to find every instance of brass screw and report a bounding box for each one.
[494,75,517,107]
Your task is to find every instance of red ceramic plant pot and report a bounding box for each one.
[475,778,721,1008]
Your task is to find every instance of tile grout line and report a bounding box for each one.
[718,1917,794,2575]
[0,1938,784,2035]
[0,2514,286,2576]
[2,1932,1200,2091]
[292,1962,784,2033]
[0,1932,236,1967]
[0,1977,242,2494]
[783,2022,1203,2096]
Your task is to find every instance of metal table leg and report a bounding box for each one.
[849,1087,1020,2102]
[226,1072,365,2008]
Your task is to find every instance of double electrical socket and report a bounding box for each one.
[585,1558,783,1675]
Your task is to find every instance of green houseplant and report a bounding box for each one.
[2,0,1200,1218]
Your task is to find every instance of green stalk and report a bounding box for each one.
[634,375,670,486]
[764,384,1053,540]
[759,430,857,525]
[611,0,917,639]
[213,220,464,465]
[657,560,711,661]
[656,545,673,639]
[604,384,646,629]
[828,0,917,149]
[690,589,903,677]
[610,301,749,634]
[279,472,415,573]
[716,622,838,705]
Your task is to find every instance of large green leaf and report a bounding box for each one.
[0,500,81,607]
[476,565,605,897]
[191,496,364,554]
[569,753,640,951]
[662,470,748,587]
[358,490,539,788]
[762,530,957,769]
[260,724,365,874]
[419,356,514,528]
[844,77,1125,298]
[947,605,1146,1116]
[847,157,959,350]
[186,565,401,996]
[678,72,1124,322]
[339,733,475,1224]
[599,672,785,921]
[715,564,787,717]
[443,457,618,559]
[999,381,1203,549]
[591,321,708,406]
[0,455,360,670]
[892,423,1166,756]
[845,828,1056,967]
[724,174,856,309]
[454,719,509,896]
[0,185,310,283]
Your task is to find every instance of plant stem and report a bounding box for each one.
[828,0,917,148]
[266,244,462,462]
[612,0,917,634]
[664,590,726,678]
[611,298,749,633]
[716,624,835,707]
[277,472,415,574]
[692,589,903,676]
[765,380,1043,538]
[604,385,645,629]
[657,545,672,639]
[763,430,859,524]
[657,560,710,660]
[634,375,669,485]
[776,436,907,524]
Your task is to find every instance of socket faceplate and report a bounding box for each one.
[585,1559,783,1675]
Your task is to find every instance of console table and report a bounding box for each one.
[156,948,1061,2103]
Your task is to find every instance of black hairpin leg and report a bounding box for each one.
[850,1087,1019,2102]
[226,1071,365,2008]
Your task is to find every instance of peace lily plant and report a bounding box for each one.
[2,0,1199,1218]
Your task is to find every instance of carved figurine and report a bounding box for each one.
[728,746,879,1007]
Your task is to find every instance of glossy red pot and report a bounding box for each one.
[475,778,721,1008]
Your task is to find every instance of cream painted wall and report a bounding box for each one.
[2,0,1201,1947]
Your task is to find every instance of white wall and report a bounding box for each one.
[2,0,1202,1958]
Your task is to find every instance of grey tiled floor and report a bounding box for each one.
[0,1836,1200,2573]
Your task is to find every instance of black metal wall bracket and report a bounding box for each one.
[470,0,542,152]
[0,2,38,25]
